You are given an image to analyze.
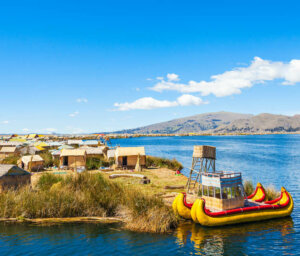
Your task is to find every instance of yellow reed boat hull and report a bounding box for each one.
[191,187,293,227]
[172,193,192,219]
[173,183,267,221]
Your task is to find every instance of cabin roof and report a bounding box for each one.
[85,147,105,155]
[82,140,98,145]
[0,141,23,146]
[48,141,62,147]
[67,140,83,145]
[115,147,145,157]
[60,149,86,156]
[0,164,30,178]
[21,155,44,165]
[58,144,74,150]
[0,146,17,153]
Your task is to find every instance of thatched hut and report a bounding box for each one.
[115,147,146,169]
[67,140,83,147]
[0,141,23,150]
[83,146,107,158]
[0,146,18,159]
[60,149,86,169]
[82,140,99,147]
[0,164,31,192]
[27,134,38,139]
[19,146,42,155]
[19,155,45,171]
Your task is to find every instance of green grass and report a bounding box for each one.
[265,185,280,201]
[146,156,183,171]
[39,151,54,167]
[244,180,254,196]
[86,156,113,170]
[0,172,177,233]
[1,155,20,165]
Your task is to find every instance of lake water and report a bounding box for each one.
[0,135,299,255]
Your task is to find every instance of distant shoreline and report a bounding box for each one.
[109,132,300,139]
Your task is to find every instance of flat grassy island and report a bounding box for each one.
[0,156,186,233]
[0,155,280,233]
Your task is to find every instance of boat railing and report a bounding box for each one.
[201,171,241,179]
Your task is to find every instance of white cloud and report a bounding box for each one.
[114,94,206,111]
[76,98,88,103]
[167,73,180,81]
[150,57,300,97]
[2,120,9,124]
[69,111,79,117]
[177,94,205,106]
[22,128,29,132]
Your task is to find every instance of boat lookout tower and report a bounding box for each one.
[186,145,246,211]
[186,145,216,193]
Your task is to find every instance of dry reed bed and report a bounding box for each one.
[0,173,178,233]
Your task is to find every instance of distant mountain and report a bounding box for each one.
[213,113,300,133]
[116,112,300,134]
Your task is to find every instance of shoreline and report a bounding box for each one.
[0,217,123,225]
[108,132,300,139]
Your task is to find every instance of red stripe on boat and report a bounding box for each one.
[182,193,193,209]
[247,186,266,202]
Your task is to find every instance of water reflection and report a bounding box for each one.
[175,218,295,255]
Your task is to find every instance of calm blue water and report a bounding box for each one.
[0,135,299,255]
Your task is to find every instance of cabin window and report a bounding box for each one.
[222,188,228,199]
[215,187,221,198]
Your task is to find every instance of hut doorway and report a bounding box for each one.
[122,156,127,166]
[63,156,68,166]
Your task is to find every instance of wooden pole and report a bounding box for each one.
[28,156,33,172]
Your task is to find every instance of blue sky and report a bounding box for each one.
[0,1,300,134]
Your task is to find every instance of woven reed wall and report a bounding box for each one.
[193,145,216,159]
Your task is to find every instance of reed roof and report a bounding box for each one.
[85,147,105,155]
[0,164,30,178]
[115,147,145,157]
[60,149,86,157]
[0,146,17,153]
[67,140,83,145]
[21,155,44,165]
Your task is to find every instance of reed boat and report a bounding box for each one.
[172,182,267,220]
[173,186,293,226]
[191,187,293,226]
[173,145,294,226]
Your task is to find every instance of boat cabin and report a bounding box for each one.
[200,171,245,211]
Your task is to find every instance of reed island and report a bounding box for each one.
[0,134,286,233]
